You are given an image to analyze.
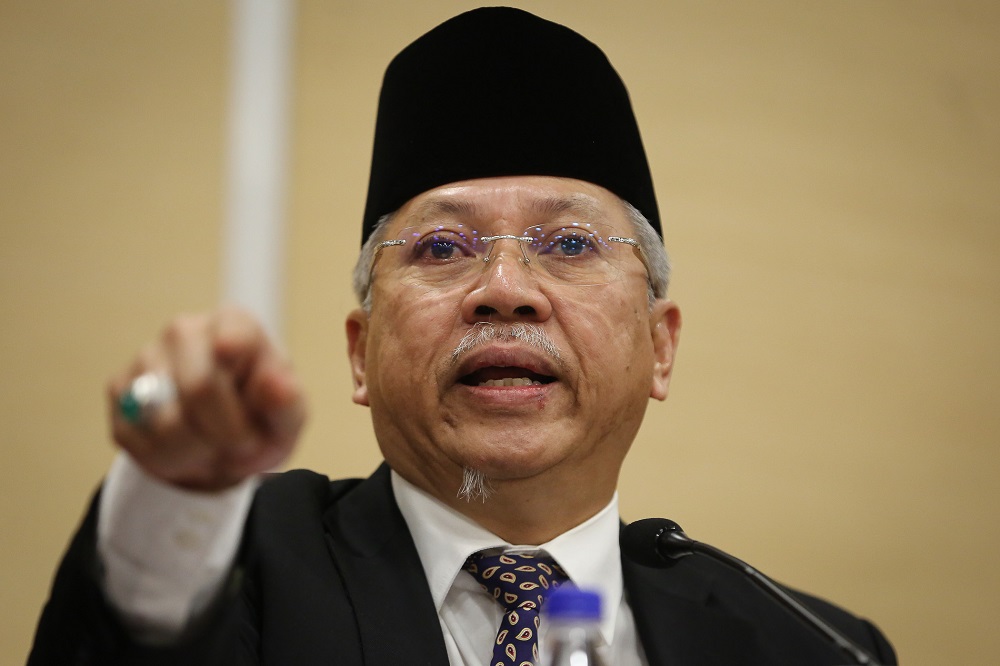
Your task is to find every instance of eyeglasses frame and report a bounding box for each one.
[369,227,650,287]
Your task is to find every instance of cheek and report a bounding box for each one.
[554,290,650,371]
[369,285,464,380]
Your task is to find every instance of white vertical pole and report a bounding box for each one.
[222,0,296,340]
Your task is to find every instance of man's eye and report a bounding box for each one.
[557,235,589,257]
[541,230,595,257]
[429,240,456,259]
[412,232,473,262]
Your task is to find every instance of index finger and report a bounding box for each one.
[210,306,276,382]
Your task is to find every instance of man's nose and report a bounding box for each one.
[460,243,553,322]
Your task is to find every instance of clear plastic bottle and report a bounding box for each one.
[543,587,608,666]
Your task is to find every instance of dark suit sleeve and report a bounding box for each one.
[27,490,259,666]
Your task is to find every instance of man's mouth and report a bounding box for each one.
[459,366,557,387]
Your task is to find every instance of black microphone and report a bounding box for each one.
[621,518,881,666]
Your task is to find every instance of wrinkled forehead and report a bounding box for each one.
[388,177,632,235]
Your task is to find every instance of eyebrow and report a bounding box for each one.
[527,194,603,221]
[407,199,482,225]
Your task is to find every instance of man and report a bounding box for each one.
[29,7,895,665]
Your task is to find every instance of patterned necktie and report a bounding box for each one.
[464,550,569,666]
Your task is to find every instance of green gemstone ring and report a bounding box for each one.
[118,372,176,426]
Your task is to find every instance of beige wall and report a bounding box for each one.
[3,1,998,663]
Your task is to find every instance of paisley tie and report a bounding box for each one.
[464,550,569,666]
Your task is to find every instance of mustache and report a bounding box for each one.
[450,322,563,366]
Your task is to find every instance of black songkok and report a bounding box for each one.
[361,7,660,244]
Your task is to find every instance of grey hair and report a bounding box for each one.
[621,200,671,306]
[352,212,395,312]
[351,201,671,311]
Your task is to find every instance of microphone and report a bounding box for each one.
[621,518,881,666]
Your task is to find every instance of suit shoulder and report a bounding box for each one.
[692,556,897,664]
[249,469,368,533]
[625,554,896,664]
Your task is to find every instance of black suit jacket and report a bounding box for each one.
[29,464,896,665]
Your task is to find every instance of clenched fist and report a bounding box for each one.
[107,307,306,491]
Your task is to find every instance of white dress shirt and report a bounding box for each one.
[391,472,647,666]
[97,452,647,663]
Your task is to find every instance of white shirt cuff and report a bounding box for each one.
[97,451,258,641]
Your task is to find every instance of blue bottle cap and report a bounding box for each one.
[545,586,602,621]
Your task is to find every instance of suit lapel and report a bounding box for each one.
[319,468,768,665]
[321,465,449,665]
[623,555,763,665]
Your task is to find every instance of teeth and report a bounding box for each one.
[478,378,543,387]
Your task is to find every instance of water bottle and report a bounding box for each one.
[543,587,608,666]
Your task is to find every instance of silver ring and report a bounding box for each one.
[118,372,177,426]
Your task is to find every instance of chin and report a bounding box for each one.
[461,438,562,481]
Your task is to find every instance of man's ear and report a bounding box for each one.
[649,299,681,401]
[346,308,370,406]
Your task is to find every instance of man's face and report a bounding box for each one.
[347,176,679,504]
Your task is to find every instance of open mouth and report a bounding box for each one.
[459,366,557,387]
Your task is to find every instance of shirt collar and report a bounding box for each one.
[390,470,623,645]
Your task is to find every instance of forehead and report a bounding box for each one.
[389,176,630,232]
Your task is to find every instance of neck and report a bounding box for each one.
[414,465,618,545]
